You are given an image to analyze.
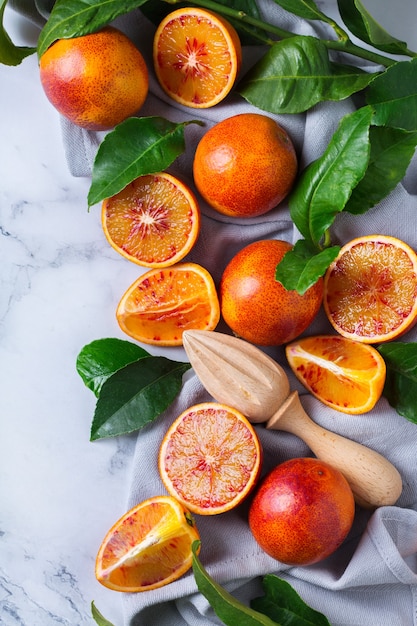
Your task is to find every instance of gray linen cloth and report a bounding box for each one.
[12,1,417,624]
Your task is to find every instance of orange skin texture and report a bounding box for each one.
[39,27,149,130]
[249,458,355,566]
[193,113,298,218]
[220,239,323,346]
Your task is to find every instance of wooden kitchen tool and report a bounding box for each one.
[182,329,402,509]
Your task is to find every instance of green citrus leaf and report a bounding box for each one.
[378,342,417,424]
[0,0,36,65]
[191,542,278,626]
[91,601,116,626]
[238,36,373,114]
[275,240,340,294]
[76,337,149,397]
[344,126,417,214]
[37,0,148,58]
[289,106,372,245]
[192,542,331,625]
[271,0,332,23]
[87,116,202,207]
[337,0,412,55]
[251,574,331,625]
[90,356,191,440]
[141,0,263,45]
[366,58,417,131]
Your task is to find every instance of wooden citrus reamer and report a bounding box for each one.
[182,330,402,509]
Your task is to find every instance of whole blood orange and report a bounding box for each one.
[220,239,323,346]
[39,27,149,130]
[153,7,241,108]
[193,113,297,218]
[324,234,417,343]
[249,458,355,566]
[159,402,262,515]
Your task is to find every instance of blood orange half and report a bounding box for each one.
[102,172,200,268]
[159,402,262,515]
[153,8,242,108]
[324,235,417,343]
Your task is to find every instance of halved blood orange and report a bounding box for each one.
[95,495,200,592]
[153,7,242,108]
[286,335,386,414]
[116,262,220,346]
[159,402,262,515]
[324,234,417,343]
[102,172,200,268]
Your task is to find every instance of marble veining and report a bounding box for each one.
[2,3,417,626]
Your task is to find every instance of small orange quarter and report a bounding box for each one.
[95,495,200,592]
[286,335,386,414]
[116,263,220,346]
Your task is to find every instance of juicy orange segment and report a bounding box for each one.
[102,172,200,268]
[116,262,220,346]
[153,8,242,108]
[95,495,200,592]
[286,335,386,414]
[159,402,262,515]
[324,234,417,343]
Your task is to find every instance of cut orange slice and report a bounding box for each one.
[116,262,220,346]
[153,7,242,108]
[95,495,200,592]
[159,402,262,515]
[324,234,417,343]
[102,172,200,268]
[286,335,386,414]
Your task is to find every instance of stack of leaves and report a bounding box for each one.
[76,338,191,441]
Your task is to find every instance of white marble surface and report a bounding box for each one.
[1,9,144,626]
[1,4,417,626]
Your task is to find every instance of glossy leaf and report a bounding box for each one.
[289,106,372,245]
[344,126,417,214]
[238,36,373,114]
[191,542,277,625]
[337,0,411,55]
[91,601,116,626]
[88,117,202,207]
[366,59,417,131]
[272,0,331,23]
[378,342,417,424]
[192,542,332,625]
[76,337,149,397]
[251,574,331,625]
[141,0,263,45]
[275,239,340,294]
[0,0,36,65]
[90,356,191,440]
[37,0,148,58]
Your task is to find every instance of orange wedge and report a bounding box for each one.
[324,234,417,343]
[153,7,242,108]
[95,495,200,592]
[116,262,220,346]
[286,335,386,414]
[159,402,262,515]
[102,172,200,268]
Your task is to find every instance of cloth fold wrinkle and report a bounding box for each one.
[10,2,417,625]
